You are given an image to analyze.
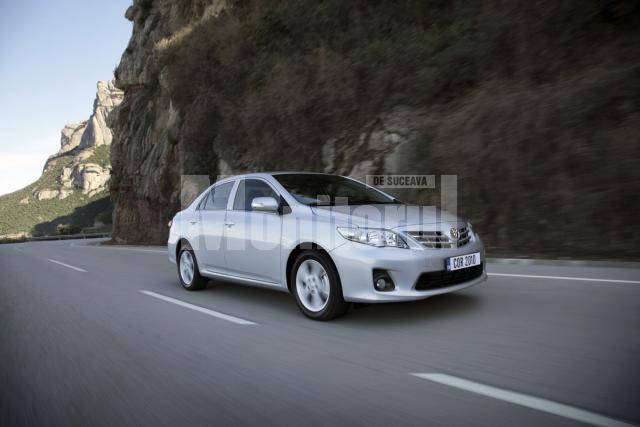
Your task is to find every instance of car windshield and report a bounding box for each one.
[275,174,398,206]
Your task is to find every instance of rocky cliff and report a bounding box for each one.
[0,81,123,238]
[110,0,640,259]
[37,81,122,201]
[109,0,228,244]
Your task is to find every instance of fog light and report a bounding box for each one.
[373,270,395,292]
[375,278,387,291]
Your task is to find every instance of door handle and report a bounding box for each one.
[189,220,198,225]
[224,222,235,227]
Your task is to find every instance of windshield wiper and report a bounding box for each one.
[307,200,402,206]
[348,200,401,205]
[307,201,337,207]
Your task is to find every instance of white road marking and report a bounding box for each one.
[47,259,87,272]
[411,373,634,427]
[70,242,166,253]
[105,247,167,254]
[488,272,640,284]
[140,291,257,325]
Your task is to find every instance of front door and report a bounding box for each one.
[223,178,282,284]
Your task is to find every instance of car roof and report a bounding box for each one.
[216,171,341,181]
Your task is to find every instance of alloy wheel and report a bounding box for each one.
[179,251,195,285]
[295,259,330,312]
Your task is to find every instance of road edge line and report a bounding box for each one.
[487,272,640,284]
[410,373,634,427]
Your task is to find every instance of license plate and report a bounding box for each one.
[446,252,481,271]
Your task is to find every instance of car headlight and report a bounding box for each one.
[466,221,476,236]
[337,227,409,248]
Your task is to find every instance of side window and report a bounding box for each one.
[196,193,209,210]
[233,179,278,211]
[203,182,234,211]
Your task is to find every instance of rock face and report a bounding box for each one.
[109,0,640,259]
[73,163,111,196]
[34,189,61,201]
[59,122,87,154]
[110,0,228,244]
[79,81,122,150]
[57,81,122,156]
[34,80,123,201]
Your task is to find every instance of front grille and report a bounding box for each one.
[414,263,483,291]
[406,226,471,249]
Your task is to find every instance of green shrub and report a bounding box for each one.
[97,210,113,225]
[84,145,111,168]
[56,224,81,235]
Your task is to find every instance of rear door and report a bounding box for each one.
[196,181,235,272]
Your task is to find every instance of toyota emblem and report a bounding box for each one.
[450,227,459,239]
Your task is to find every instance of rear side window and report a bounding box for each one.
[203,182,234,211]
[233,179,278,211]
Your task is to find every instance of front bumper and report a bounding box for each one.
[330,240,486,302]
[167,230,178,264]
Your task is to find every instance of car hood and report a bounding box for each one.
[310,204,464,229]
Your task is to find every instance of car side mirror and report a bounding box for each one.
[251,196,279,213]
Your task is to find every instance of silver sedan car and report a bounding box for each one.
[168,172,486,320]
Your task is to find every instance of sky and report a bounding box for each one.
[0,0,132,196]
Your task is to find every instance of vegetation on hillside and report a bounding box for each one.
[162,0,639,165]
[84,145,111,168]
[0,153,112,238]
[156,0,639,259]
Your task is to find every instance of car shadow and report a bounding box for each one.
[343,293,483,327]
[204,279,297,310]
[203,279,484,327]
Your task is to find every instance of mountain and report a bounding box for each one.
[109,0,639,259]
[0,81,123,239]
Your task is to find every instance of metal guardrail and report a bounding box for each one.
[26,232,111,242]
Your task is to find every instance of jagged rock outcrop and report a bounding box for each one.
[73,163,111,196]
[79,80,122,150]
[35,80,123,200]
[59,122,87,154]
[57,81,122,156]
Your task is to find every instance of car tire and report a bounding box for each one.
[177,243,207,291]
[291,250,349,320]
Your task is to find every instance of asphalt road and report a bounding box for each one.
[1,239,639,426]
